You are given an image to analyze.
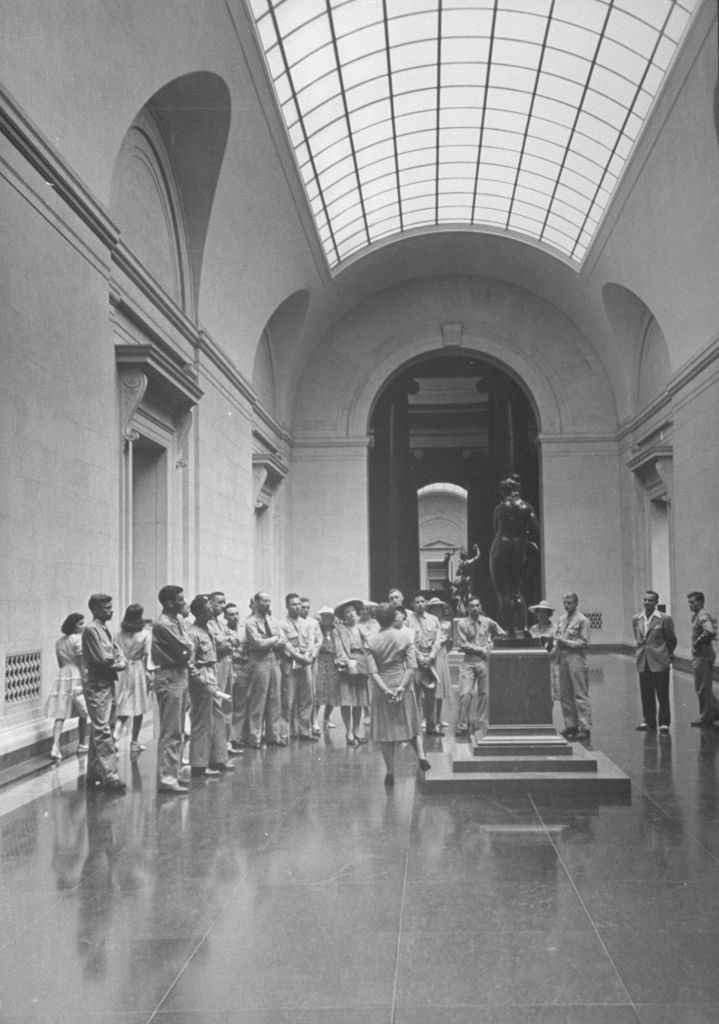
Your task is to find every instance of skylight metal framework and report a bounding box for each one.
[248,0,697,268]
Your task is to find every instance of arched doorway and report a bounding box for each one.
[368,354,540,620]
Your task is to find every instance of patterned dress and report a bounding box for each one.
[315,629,339,705]
[366,627,420,742]
[333,623,370,708]
[114,628,152,718]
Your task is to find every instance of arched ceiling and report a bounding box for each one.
[248,0,697,269]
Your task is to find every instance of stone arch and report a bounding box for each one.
[292,275,615,441]
[111,108,188,306]
[252,332,277,416]
[111,71,231,316]
[602,282,671,414]
[353,330,557,439]
[253,290,310,420]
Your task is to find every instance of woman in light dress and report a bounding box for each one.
[333,598,370,745]
[366,603,431,786]
[113,604,152,753]
[46,612,89,760]
[528,599,560,701]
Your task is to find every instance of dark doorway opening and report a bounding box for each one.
[368,353,540,620]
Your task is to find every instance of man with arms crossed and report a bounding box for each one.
[151,585,193,793]
[633,590,676,733]
[455,597,505,743]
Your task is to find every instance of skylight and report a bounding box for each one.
[248,0,697,268]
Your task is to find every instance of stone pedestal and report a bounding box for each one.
[420,647,631,802]
[488,648,552,725]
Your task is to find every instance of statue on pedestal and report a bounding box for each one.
[489,474,539,636]
[446,544,480,617]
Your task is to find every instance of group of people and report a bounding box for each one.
[46,585,449,794]
[46,580,718,794]
[525,587,718,741]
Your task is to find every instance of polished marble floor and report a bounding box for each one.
[1,653,719,1023]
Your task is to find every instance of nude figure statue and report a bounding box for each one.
[489,475,540,636]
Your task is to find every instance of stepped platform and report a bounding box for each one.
[419,647,631,801]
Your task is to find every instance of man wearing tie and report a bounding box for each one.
[632,590,677,734]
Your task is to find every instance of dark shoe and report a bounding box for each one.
[209,762,235,772]
[298,733,320,742]
[454,724,468,736]
[635,722,649,731]
[426,727,442,736]
[158,782,189,794]
[659,725,670,734]
[383,773,395,787]
[691,718,712,727]
[228,743,244,754]
[575,729,591,741]
[103,779,127,793]
[418,759,431,772]
[85,777,102,788]
[346,735,358,746]
[560,727,578,739]
[355,735,368,744]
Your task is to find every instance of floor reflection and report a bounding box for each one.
[1,653,719,1022]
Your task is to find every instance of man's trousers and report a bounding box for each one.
[247,654,282,745]
[559,652,591,732]
[83,682,119,784]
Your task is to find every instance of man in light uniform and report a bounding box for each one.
[82,593,127,792]
[246,592,287,748]
[406,592,443,735]
[455,597,505,743]
[555,592,591,741]
[206,591,236,747]
[279,593,318,741]
[300,596,323,735]
[151,585,193,794]
[225,601,249,753]
[688,590,718,727]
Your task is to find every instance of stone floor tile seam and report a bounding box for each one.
[529,793,639,1013]
[144,763,334,1023]
[389,825,415,1024]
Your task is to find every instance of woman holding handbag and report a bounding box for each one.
[333,598,370,745]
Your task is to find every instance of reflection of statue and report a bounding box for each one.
[489,475,539,636]
[449,543,480,616]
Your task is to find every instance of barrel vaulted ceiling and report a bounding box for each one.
[248,0,697,270]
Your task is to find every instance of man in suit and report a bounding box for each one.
[632,589,677,734]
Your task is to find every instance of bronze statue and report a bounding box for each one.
[489,474,539,636]
[449,543,480,616]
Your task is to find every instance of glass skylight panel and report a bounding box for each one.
[249,0,698,267]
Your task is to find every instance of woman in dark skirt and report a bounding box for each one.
[366,603,431,785]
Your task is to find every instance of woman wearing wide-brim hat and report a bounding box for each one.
[528,599,559,701]
[333,599,370,745]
